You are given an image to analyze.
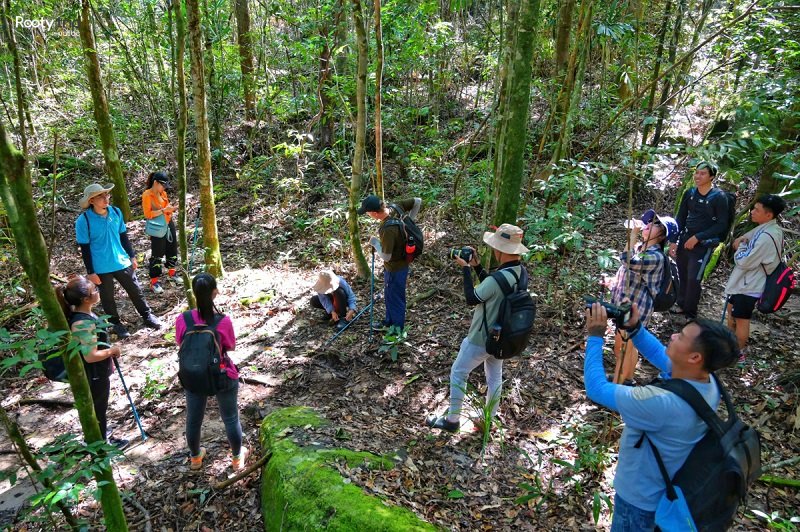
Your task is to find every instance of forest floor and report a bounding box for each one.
[1,156,799,531]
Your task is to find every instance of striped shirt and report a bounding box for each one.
[611,244,666,325]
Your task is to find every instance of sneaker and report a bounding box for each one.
[108,437,130,449]
[425,414,459,433]
[737,349,748,367]
[190,447,206,470]
[142,314,163,329]
[232,446,248,471]
[111,322,130,339]
[151,282,164,294]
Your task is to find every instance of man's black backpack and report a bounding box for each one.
[177,311,231,396]
[482,269,536,359]
[647,249,680,312]
[756,233,796,314]
[384,203,424,262]
[640,375,761,531]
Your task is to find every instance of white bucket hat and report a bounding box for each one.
[482,223,529,255]
[79,183,114,209]
[313,270,340,294]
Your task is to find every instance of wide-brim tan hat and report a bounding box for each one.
[80,183,114,209]
[313,270,340,294]
[483,223,529,255]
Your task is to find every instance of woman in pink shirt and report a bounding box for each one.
[176,273,246,471]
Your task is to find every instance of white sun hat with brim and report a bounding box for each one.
[482,223,529,255]
[80,183,115,209]
[313,270,340,294]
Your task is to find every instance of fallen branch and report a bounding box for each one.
[213,452,272,490]
[761,455,800,472]
[0,301,37,327]
[17,398,75,408]
[758,475,800,488]
[408,288,437,308]
[123,492,152,532]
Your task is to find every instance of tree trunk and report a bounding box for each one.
[186,0,224,277]
[202,0,222,151]
[650,0,687,148]
[79,0,131,220]
[1,0,29,156]
[174,0,197,307]
[554,0,576,80]
[641,0,673,147]
[350,0,369,278]
[491,0,541,226]
[755,102,800,198]
[374,0,384,199]
[0,119,128,530]
[234,0,256,120]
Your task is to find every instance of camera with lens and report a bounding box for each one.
[448,247,474,262]
[584,296,632,328]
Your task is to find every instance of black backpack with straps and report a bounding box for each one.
[382,203,424,262]
[177,311,232,396]
[756,232,795,314]
[637,375,761,531]
[482,269,536,359]
[647,249,680,312]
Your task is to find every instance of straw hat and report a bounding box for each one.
[313,270,340,294]
[79,183,114,209]
[482,224,529,255]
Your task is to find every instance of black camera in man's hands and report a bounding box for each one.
[449,247,474,262]
[584,296,632,328]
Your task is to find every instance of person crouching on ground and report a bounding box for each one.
[584,302,738,530]
[142,171,178,294]
[310,269,357,330]
[725,194,786,363]
[56,276,128,448]
[606,209,677,384]
[426,224,529,433]
[176,273,246,471]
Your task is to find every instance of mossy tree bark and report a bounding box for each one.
[0,119,128,531]
[79,0,130,220]
[1,0,30,156]
[350,0,369,278]
[650,0,687,148]
[315,0,345,149]
[755,102,800,198]
[186,0,224,278]
[641,0,673,147]
[374,0,384,199]
[173,0,196,306]
[490,0,540,226]
[234,0,256,120]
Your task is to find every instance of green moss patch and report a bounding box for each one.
[260,407,436,531]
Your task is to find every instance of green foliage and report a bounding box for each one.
[378,326,408,362]
[142,359,169,400]
[751,510,800,531]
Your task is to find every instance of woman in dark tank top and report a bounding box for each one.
[56,276,123,441]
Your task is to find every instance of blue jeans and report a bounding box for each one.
[185,380,242,456]
[611,494,656,532]
[384,266,409,329]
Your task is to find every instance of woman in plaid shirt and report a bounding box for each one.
[608,210,678,384]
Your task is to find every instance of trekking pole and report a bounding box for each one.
[321,301,374,349]
[720,295,729,324]
[112,358,148,441]
[188,207,201,276]
[369,247,375,342]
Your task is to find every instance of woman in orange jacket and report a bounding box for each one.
[142,172,178,294]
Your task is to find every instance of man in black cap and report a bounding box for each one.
[357,195,421,331]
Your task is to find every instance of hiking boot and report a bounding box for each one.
[190,447,206,470]
[111,322,130,339]
[151,282,164,294]
[232,446,249,471]
[425,414,459,433]
[142,314,163,329]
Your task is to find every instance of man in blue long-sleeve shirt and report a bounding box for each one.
[584,302,738,530]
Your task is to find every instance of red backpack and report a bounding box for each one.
[756,234,796,314]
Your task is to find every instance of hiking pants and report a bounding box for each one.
[449,338,503,420]
[310,288,348,319]
[87,367,110,438]
[185,380,242,457]
[384,266,409,329]
[97,266,152,324]
[676,237,711,319]
[148,220,178,279]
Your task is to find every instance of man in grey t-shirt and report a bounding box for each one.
[426,224,529,433]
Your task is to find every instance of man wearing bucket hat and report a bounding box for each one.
[310,269,357,330]
[76,183,162,338]
[606,209,678,384]
[426,224,529,433]
[584,302,738,530]
[358,195,421,331]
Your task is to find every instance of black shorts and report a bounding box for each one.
[729,294,759,320]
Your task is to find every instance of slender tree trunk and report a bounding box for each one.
[316,17,334,148]
[641,0,673,146]
[234,0,256,120]
[79,0,131,220]
[186,0,223,277]
[1,0,28,156]
[374,0,384,199]
[676,0,714,89]
[554,0,576,80]
[174,0,196,307]
[650,0,686,147]
[202,0,222,151]
[0,119,128,531]
[491,0,541,226]
[350,0,369,278]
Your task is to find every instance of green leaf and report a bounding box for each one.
[447,489,464,499]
